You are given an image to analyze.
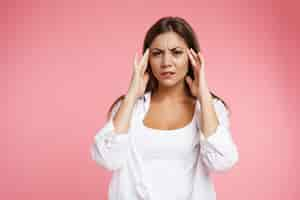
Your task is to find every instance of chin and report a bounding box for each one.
[157,78,181,87]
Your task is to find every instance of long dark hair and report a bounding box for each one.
[106,16,230,120]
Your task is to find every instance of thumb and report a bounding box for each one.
[185,76,193,88]
[143,72,150,84]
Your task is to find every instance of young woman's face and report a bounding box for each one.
[149,32,189,88]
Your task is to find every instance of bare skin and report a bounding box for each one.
[143,94,196,130]
[143,31,196,131]
[113,31,219,137]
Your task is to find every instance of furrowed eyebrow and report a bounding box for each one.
[151,47,183,51]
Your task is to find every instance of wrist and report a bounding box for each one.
[125,91,138,103]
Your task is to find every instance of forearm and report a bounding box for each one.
[197,89,239,172]
[112,92,137,134]
[197,87,219,138]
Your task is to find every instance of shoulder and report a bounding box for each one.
[109,95,145,119]
[195,98,229,116]
[213,98,229,116]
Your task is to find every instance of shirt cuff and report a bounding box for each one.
[94,117,130,147]
[199,123,228,155]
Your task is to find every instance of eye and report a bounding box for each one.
[152,52,161,56]
[173,51,183,55]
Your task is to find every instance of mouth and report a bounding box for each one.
[160,71,176,79]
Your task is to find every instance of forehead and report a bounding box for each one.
[150,32,188,49]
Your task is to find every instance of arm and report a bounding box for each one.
[185,48,239,173]
[197,93,239,173]
[91,48,150,172]
[90,94,138,171]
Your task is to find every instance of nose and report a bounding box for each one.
[161,52,173,68]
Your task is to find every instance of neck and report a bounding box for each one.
[153,80,190,102]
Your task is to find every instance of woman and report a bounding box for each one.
[90,16,239,200]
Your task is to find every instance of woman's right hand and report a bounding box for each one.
[127,48,150,100]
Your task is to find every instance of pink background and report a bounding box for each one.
[3,0,299,199]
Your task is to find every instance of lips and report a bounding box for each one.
[160,71,175,76]
[160,71,176,79]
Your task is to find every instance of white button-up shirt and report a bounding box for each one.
[90,91,239,200]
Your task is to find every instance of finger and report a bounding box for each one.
[140,48,150,68]
[186,48,197,67]
[143,72,150,83]
[134,52,138,68]
[197,52,205,68]
[187,50,200,79]
[142,49,150,74]
[190,48,201,65]
[138,49,149,75]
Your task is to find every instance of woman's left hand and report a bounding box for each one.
[185,48,209,101]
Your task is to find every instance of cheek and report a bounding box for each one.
[174,53,187,63]
[176,57,189,71]
[149,57,160,65]
[149,58,160,72]
[179,55,189,65]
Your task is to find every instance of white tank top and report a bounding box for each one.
[133,101,200,199]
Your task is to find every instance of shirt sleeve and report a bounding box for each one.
[90,99,132,172]
[197,99,239,173]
